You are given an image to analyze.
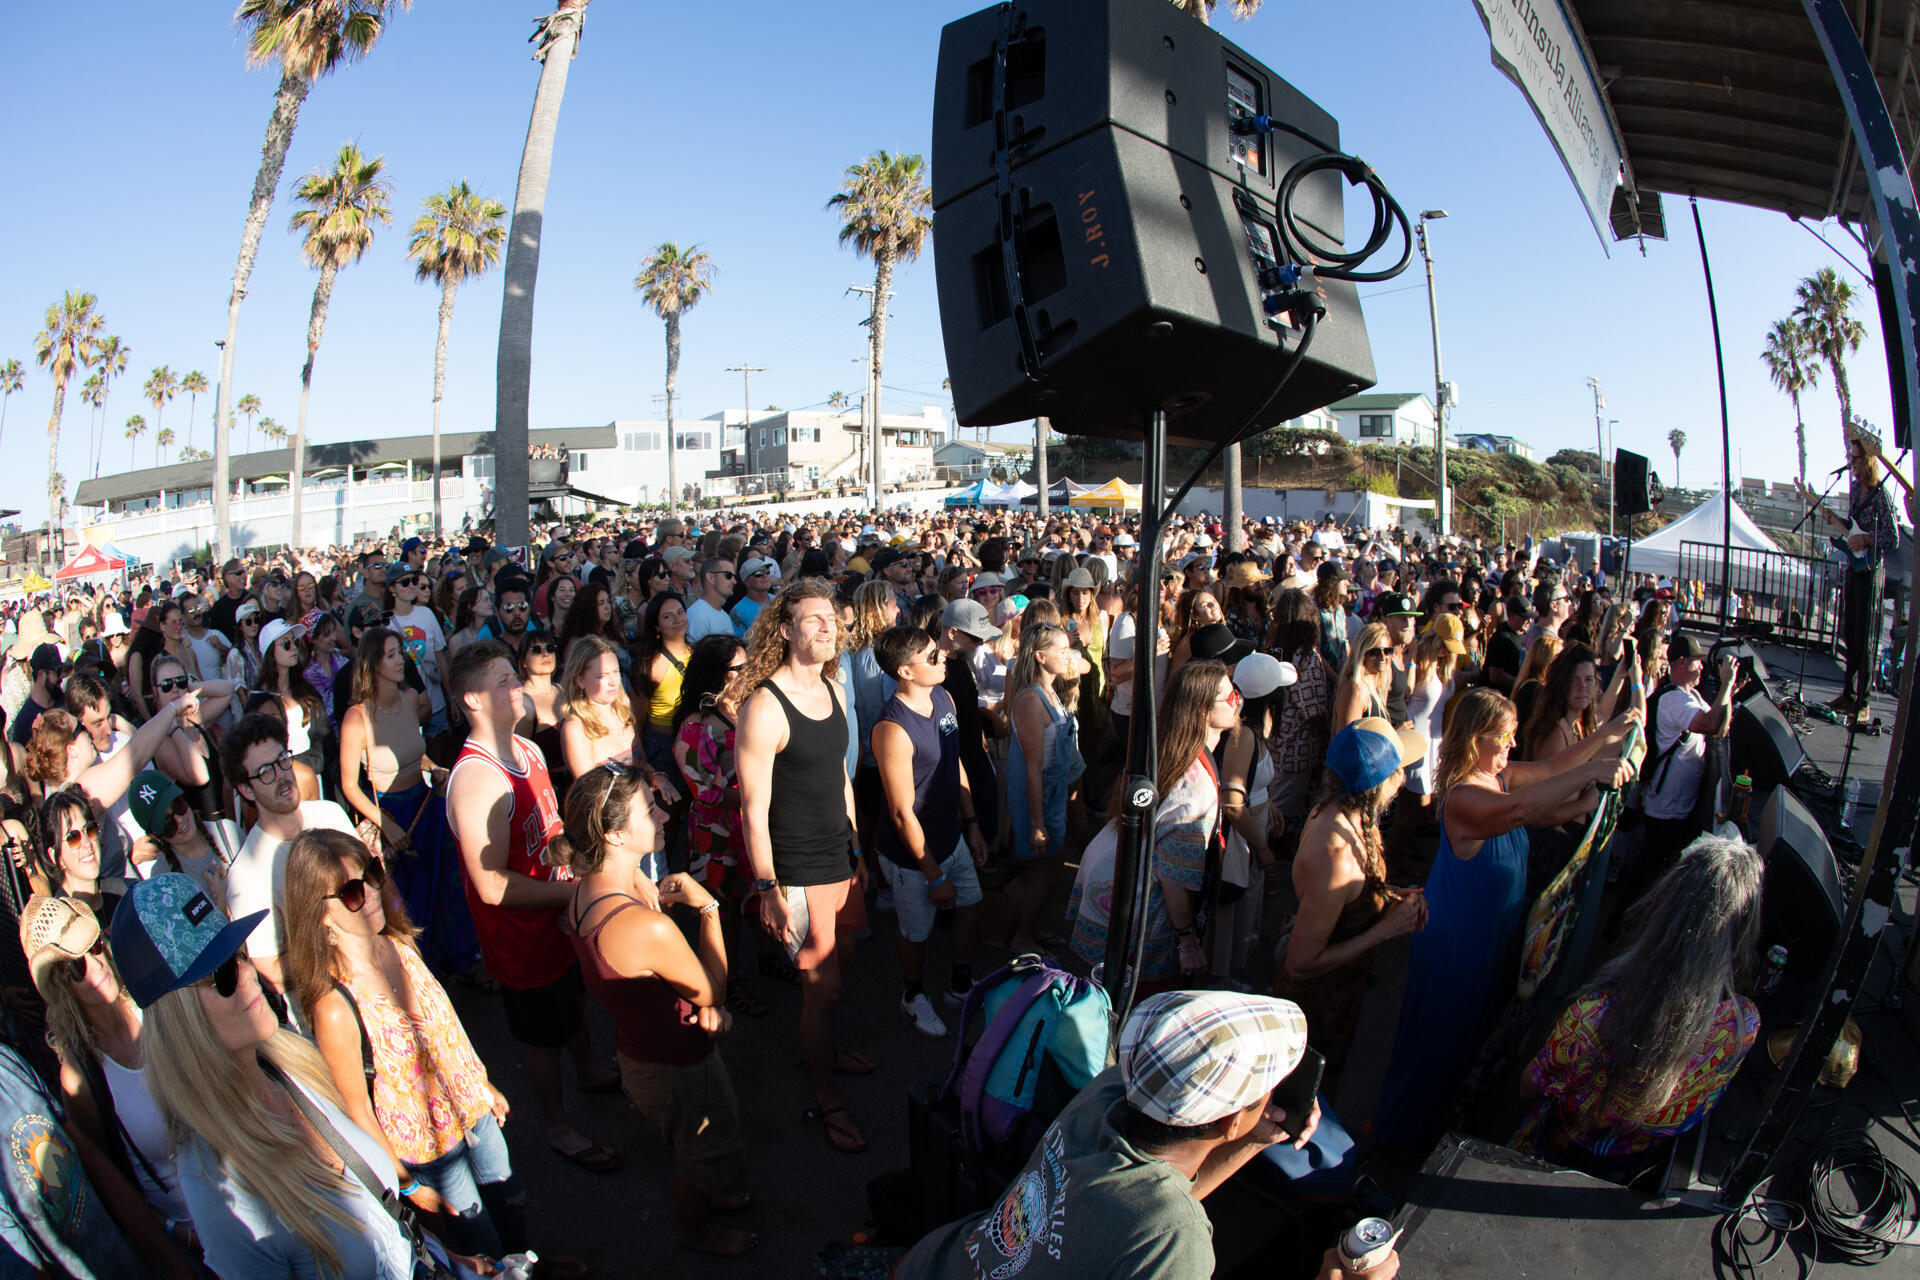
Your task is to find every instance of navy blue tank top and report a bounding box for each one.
[873,686,963,869]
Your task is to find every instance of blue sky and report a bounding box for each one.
[0,0,1895,530]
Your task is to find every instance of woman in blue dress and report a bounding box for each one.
[1372,687,1636,1154]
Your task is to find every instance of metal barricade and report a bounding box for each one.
[1677,539,1842,650]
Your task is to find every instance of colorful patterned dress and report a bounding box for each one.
[675,711,745,899]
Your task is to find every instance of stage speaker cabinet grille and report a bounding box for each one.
[931,0,1378,446]
[1755,785,1845,987]
[1614,448,1652,515]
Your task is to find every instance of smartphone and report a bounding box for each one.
[780,885,813,965]
[1269,1045,1325,1140]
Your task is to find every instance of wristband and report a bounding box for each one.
[698,900,721,916]
[1173,924,1197,939]
[398,1180,421,1199]
[927,871,949,890]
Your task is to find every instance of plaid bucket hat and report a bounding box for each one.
[1119,990,1309,1127]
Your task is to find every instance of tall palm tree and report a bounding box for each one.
[1667,428,1686,489]
[408,180,506,535]
[214,0,411,562]
[829,151,932,506]
[1,359,25,454]
[1792,267,1865,452]
[180,370,208,450]
[1761,316,1821,492]
[156,426,175,466]
[288,143,392,547]
[259,416,286,446]
[90,335,128,477]
[79,373,105,477]
[495,0,591,546]
[143,366,178,457]
[634,242,716,517]
[125,414,147,468]
[34,292,106,569]
[1172,0,1262,17]
[236,393,262,454]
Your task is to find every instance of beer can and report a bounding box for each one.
[1338,1218,1398,1273]
[1759,945,1788,996]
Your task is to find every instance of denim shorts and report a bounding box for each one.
[891,838,984,944]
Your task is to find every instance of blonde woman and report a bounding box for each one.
[1004,619,1086,955]
[1331,621,1392,731]
[1384,615,1470,870]
[559,635,639,778]
[1373,689,1636,1153]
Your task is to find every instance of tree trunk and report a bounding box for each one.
[94,385,110,477]
[665,314,680,515]
[1035,416,1050,520]
[871,250,894,506]
[431,274,457,536]
[1224,443,1244,550]
[215,70,312,563]
[1792,394,1808,489]
[45,380,66,572]
[291,263,338,551]
[1831,347,1854,443]
[494,0,590,549]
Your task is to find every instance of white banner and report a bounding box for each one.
[1473,0,1625,250]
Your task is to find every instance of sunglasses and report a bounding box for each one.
[244,750,295,786]
[1220,688,1244,708]
[1483,730,1516,748]
[154,676,190,693]
[525,642,557,656]
[328,858,387,913]
[1363,647,1389,661]
[62,936,107,984]
[198,953,241,999]
[1441,602,1465,613]
[649,569,670,579]
[61,821,101,850]
[240,617,262,627]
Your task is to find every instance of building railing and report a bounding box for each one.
[1678,538,1842,650]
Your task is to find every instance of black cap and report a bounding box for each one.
[1667,633,1705,660]
[462,536,490,556]
[1187,622,1252,665]
[29,644,65,673]
[623,539,648,560]
[869,546,907,575]
[1377,592,1420,617]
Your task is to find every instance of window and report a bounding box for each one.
[758,429,766,448]
[677,431,710,452]
[571,452,588,472]
[774,428,786,446]
[1358,414,1394,438]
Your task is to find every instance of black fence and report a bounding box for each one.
[1677,539,1842,651]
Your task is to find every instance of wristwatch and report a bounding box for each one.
[753,877,779,895]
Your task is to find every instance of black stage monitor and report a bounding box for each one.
[1730,690,1805,793]
[931,0,1378,445]
[1755,786,1845,988]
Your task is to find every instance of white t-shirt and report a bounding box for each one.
[685,597,734,641]
[227,801,356,960]
[1644,685,1710,820]
[388,605,447,714]
[101,1055,189,1222]
[1105,612,1168,718]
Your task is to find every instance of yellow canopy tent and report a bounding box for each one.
[1069,478,1142,509]
[21,573,52,592]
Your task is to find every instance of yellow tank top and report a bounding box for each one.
[647,648,687,730]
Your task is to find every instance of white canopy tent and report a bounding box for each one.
[981,480,1038,507]
[1627,490,1787,580]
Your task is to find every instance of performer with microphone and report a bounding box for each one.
[1809,430,1902,718]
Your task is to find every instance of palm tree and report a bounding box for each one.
[1761,317,1821,492]
[288,143,393,547]
[494,0,591,549]
[634,242,716,517]
[213,0,411,562]
[236,393,262,454]
[408,180,506,535]
[79,373,105,476]
[1172,0,1262,18]
[1,358,25,451]
[1792,267,1865,452]
[34,292,106,569]
[180,370,208,450]
[259,416,286,446]
[156,426,175,466]
[143,367,179,457]
[1668,428,1687,489]
[124,414,147,468]
[90,335,128,477]
[829,151,932,506]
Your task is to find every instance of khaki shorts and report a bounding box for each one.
[618,1050,747,1199]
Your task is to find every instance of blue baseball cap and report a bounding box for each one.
[1324,717,1426,793]
[110,873,267,1008]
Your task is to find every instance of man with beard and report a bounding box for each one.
[220,714,357,995]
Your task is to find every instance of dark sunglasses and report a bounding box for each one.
[240,616,263,627]
[328,859,387,913]
[61,821,101,849]
[1363,646,1390,661]
[525,642,557,656]
[62,935,107,983]
[198,953,241,999]
[154,676,190,693]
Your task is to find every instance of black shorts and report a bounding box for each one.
[499,964,585,1048]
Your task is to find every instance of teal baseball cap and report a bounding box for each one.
[109,873,266,1008]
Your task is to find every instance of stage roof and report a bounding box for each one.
[1567,0,1920,229]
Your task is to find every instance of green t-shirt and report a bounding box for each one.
[897,1066,1214,1280]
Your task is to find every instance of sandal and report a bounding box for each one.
[726,976,767,1017]
[456,962,502,994]
[758,954,803,986]
[548,1138,622,1173]
[805,1104,869,1154]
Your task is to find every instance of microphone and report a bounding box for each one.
[1830,465,1850,476]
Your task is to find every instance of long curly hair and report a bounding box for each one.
[1434,688,1515,803]
[724,578,843,708]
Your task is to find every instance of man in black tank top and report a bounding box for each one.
[736,581,870,1154]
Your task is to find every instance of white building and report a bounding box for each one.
[932,439,1032,482]
[1328,392,1438,448]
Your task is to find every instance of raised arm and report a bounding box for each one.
[74,698,188,808]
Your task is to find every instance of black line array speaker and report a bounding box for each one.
[1731,690,1806,793]
[931,0,1377,445]
[1756,786,1845,989]
[1614,448,1652,515]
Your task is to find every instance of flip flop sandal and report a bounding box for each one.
[805,1105,869,1155]
[726,977,768,1018]
[548,1139,622,1173]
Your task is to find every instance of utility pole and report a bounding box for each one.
[1417,211,1451,537]
[725,363,764,477]
[848,283,892,509]
[1587,376,1611,536]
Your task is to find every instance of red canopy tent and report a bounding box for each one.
[53,544,126,581]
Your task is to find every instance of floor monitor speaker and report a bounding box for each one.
[1730,692,1806,793]
[931,0,1377,445]
[1755,786,1845,988]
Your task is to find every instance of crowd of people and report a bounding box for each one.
[0,499,1797,1277]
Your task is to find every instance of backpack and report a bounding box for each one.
[1627,683,1697,815]
[940,955,1111,1161]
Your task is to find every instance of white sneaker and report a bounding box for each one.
[901,991,949,1037]
[941,986,970,1009]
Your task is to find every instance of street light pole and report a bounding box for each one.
[1587,376,1610,536]
[1416,210,1450,537]
[725,362,765,483]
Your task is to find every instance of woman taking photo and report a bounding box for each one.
[1004,619,1087,957]
[556,766,753,1256]
[1331,622,1392,732]
[1386,613,1470,867]
[1372,688,1637,1153]
[634,593,693,781]
[1514,835,1762,1174]
[1068,659,1238,986]
[1274,719,1430,1099]
[282,830,523,1259]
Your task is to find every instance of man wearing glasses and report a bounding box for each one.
[220,714,357,997]
[686,558,738,641]
[207,558,250,645]
[347,549,388,625]
[1522,578,1571,653]
[731,558,778,636]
